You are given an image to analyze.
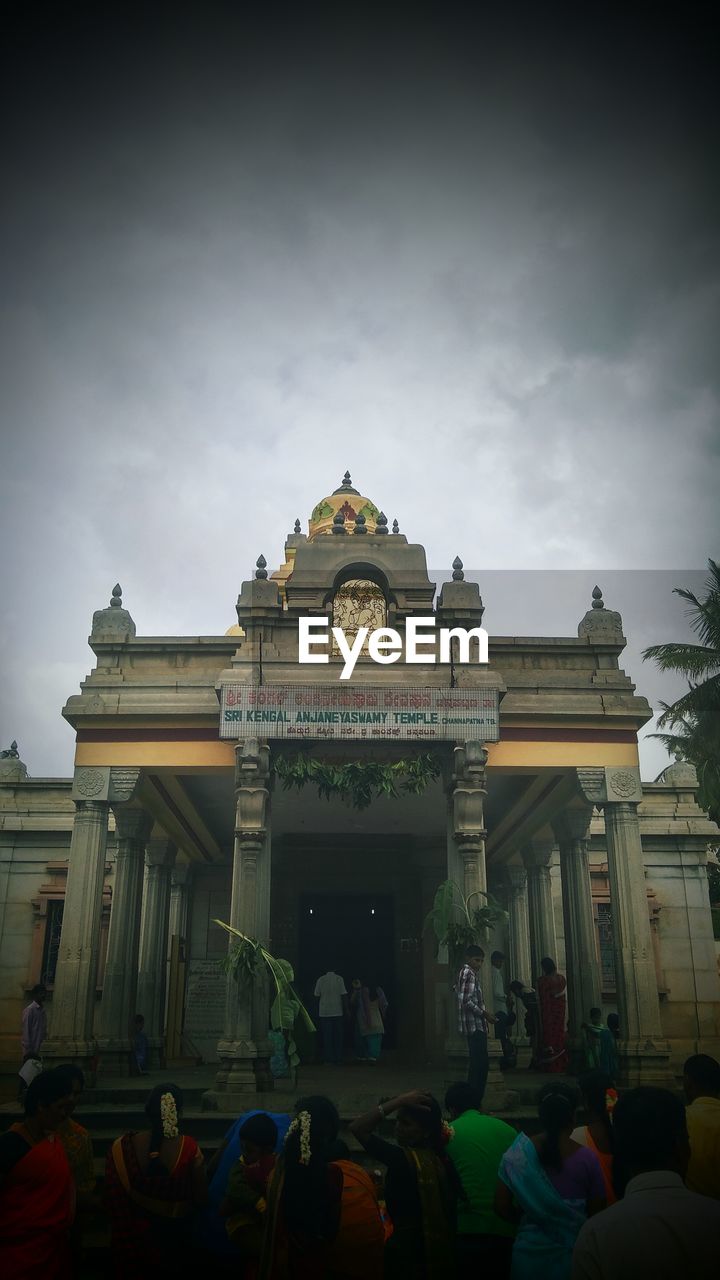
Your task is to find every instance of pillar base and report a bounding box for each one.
[95,1038,137,1076]
[214,1038,261,1095]
[41,1039,100,1084]
[617,1039,673,1087]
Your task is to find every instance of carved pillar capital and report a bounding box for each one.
[505,864,528,897]
[521,838,555,870]
[552,805,594,846]
[112,805,153,845]
[145,837,177,869]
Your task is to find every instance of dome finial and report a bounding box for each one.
[376,512,388,535]
[452,556,464,581]
[392,518,400,534]
[255,555,268,580]
[592,585,604,610]
[294,518,301,534]
[110,583,123,608]
[354,512,367,534]
[332,511,347,535]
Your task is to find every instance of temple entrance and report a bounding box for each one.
[297,892,396,1048]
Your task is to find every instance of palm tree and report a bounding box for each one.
[643,558,720,822]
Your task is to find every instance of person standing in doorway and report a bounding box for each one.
[457,945,496,1104]
[314,968,347,1065]
[21,984,48,1064]
[490,951,516,1068]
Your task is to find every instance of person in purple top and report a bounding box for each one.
[21,984,47,1062]
[494,1082,606,1279]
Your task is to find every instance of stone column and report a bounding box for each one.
[43,766,141,1070]
[136,836,176,1065]
[214,739,272,1101]
[552,808,602,1059]
[445,743,505,1102]
[578,767,670,1083]
[505,865,532,986]
[168,864,191,946]
[522,837,558,984]
[97,805,153,1066]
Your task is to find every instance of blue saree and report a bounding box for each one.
[499,1132,587,1280]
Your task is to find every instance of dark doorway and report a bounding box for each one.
[298,893,396,1048]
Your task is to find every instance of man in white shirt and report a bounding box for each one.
[314,968,347,1065]
[572,1086,720,1279]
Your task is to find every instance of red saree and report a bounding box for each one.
[0,1126,74,1279]
[105,1132,202,1278]
[537,971,569,1072]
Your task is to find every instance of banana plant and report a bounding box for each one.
[424,879,508,976]
[214,920,316,1083]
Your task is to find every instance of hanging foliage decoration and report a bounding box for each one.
[273,750,442,810]
[424,879,508,976]
[215,920,316,1082]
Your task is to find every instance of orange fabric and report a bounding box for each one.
[326,1159,385,1277]
[585,1127,616,1204]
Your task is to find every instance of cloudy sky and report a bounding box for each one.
[1,2,717,779]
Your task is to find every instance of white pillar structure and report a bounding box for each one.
[553,807,602,1055]
[522,837,558,984]
[214,738,272,1100]
[97,805,153,1065]
[578,766,670,1083]
[136,836,176,1064]
[505,864,532,986]
[168,864,191,946]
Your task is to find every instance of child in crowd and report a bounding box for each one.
[221,1112,278,1275]
[582,1008,619,1077]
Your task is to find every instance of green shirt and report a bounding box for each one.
[447,1110,517,1237]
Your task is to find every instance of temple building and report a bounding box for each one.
[1,474,719,1096]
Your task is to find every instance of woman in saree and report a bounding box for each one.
[260,1094,384,1279]
[0,1069,75,1279]
[537,957,569,1073]
[349,1088,458,1279]
[53,1064,96,1205]
[570,1072,617,1205]
[494,1084,605,1280]
[105,1082,207,1279]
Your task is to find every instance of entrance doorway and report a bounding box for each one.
[298,893,396,1048]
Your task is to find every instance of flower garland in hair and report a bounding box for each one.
[605,1088,618,1117]
[160,1091,179,1139]
[285,1110,312,1165]
[441,1120,455,1145]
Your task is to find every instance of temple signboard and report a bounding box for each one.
[219,684,500,741]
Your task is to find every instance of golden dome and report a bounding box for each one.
[307,472,382,540]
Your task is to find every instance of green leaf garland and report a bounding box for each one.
[273,750,441,810]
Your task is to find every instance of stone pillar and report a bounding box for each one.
[445,743,506,1102]
[43,766,141,1070]
[505,865,532,987]
[578,767,670,1083]
[552,807,602,1059]
[97,805,153,1067]
[213,739,272,1102]
[136,836,176,1066]
[168,864,191,946]
[522,837,558,985]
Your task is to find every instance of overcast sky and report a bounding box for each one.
[1,3,718,780]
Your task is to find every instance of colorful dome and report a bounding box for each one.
[307,472,382,539]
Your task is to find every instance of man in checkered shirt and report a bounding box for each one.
[456,945,497,1104]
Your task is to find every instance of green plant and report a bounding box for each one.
[215,921,316,1081]
[424,879,508,975]
[274,750,442,810]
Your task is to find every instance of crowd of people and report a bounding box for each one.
[2,1053,719,1279]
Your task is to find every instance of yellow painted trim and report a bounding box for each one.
[75,742,235,768]
[485,742,639,768]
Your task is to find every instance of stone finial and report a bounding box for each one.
[91,583,136,640]
[354,513,367,534]
[332,511,347,534]
[392,518,400,534]
[452,556,464,581]
[294,518,301,534]
[255,554,268,580]
[578,584,624,642]
[0,740,19,759]
[342,470,352,487]
[376,511,388,535]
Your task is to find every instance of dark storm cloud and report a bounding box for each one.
[0,2,718,775]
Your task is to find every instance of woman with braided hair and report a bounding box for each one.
[260,1094,384,1279]
[494,1083,605,1279]
[105,1082,207,1278]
